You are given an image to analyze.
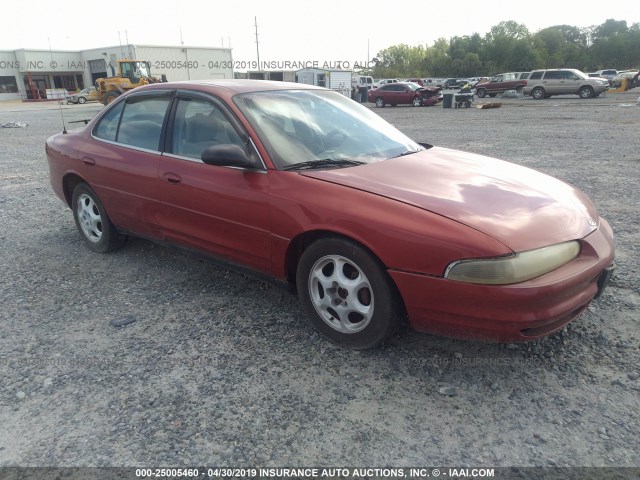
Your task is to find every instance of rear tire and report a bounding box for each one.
[72,183,126,253]
[532,87,545,100]
[78,97,87,104]
[296,237,401,349]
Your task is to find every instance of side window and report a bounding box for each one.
[93,102,124,142]
[543,71,562,80]
[116,96,171,151]
[529,71,543,80]
[171,97,245,159]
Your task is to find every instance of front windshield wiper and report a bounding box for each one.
[282,159,365,171]
[389,149,422,159]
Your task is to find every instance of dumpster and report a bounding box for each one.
[442,93,453,108]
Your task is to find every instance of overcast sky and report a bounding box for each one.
[2,0,637,67]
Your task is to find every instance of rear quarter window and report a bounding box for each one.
[529,71,544,80]
[93,102,124,142]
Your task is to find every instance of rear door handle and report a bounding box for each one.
[82,157,95,166]
[162,172,182,185]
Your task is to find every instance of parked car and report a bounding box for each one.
[423,78,445,87]
[475,72,528,98]
[523,69,609,99]
[374,78,400,88]
[45,80,615,349]
[368,82,426,107]
[442,78,468,89]
[405,78,424,86]
[594,69,618,84]
[65,87,99,104]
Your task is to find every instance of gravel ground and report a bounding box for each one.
[0,92,639,470]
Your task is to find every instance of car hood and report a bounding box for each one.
[301,147,599,252]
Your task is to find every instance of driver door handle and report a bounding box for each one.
[162,172,182,185]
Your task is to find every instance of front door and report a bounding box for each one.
[157,93,272,273]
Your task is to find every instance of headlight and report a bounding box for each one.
[445,241,580,285]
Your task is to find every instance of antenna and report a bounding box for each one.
[254,16,261,71]
[58,98,68,134]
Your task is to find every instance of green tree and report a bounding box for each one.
[371,44,427,78]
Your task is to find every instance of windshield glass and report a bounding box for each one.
[234,89,421,170]
[135,62,151,77]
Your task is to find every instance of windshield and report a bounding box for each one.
[135,62,151,78]
[234,89,422,170]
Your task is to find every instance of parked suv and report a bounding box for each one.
[523,69,609,99]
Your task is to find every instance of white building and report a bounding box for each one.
[0,44,233,101]
[295,68,353,93]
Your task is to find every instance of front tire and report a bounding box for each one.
[375,97,385,108]
[476,88,487,98]
[103,91,120,105]
[412,96,422,107]
[72,183,126,253]
[579,86,594,99]
[78,97,87,104]
[296,237,401,349]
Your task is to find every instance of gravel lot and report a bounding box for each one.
[0,92,639,470]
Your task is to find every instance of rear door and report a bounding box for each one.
[84,90,173,238]
[541,70,563,94]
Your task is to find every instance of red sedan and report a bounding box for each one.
[46,80,615,349]
[368,82,426,107]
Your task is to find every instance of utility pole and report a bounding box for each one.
[255,16,261,71]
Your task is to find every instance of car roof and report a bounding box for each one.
[135,79,324,95]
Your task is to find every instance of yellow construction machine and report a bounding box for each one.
[95,60,165,105]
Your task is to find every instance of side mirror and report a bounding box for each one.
[201,144,257,169]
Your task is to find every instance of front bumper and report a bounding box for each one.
[389,219,615,342]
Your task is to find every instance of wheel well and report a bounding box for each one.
[285,230,409,320]
[62,173,86,207]
[285,231,394,286]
